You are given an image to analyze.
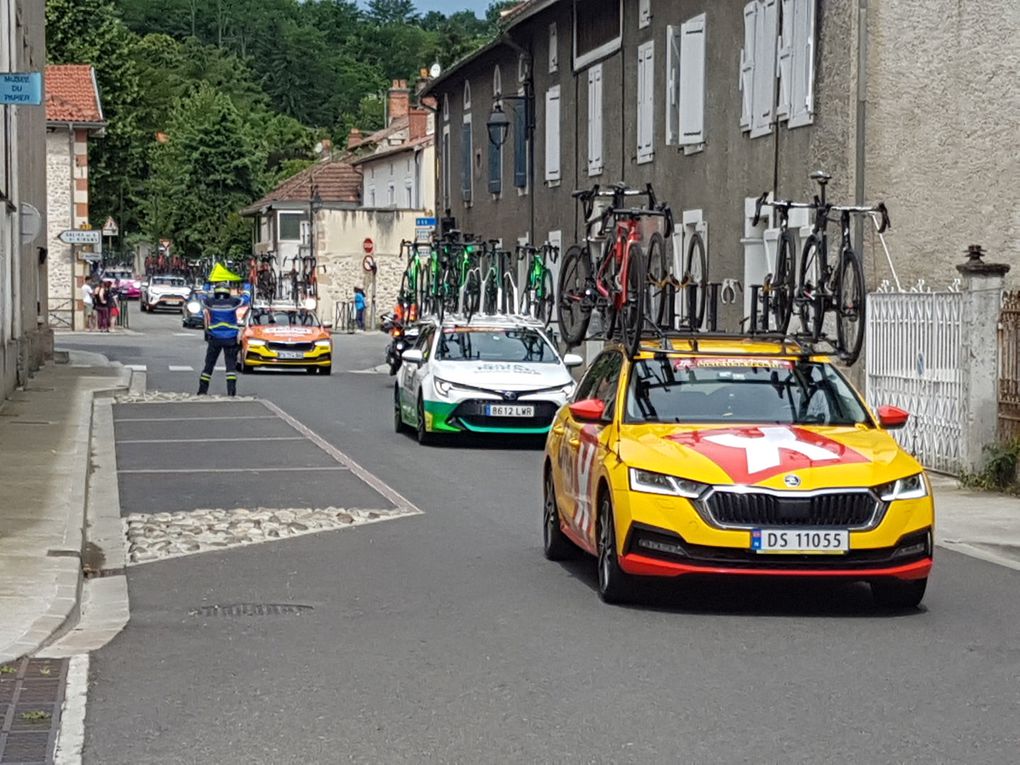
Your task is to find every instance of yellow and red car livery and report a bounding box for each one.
[543,339,934,607]
[240,306,332,375]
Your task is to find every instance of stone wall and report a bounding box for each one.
[46,131,73,309]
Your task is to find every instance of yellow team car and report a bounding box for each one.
[543,339,933,607]
[240,306,333,375]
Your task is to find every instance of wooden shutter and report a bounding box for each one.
[639,0,651,28]
[789,0,816,127]
[588,64,603,175]
[513,100,527,188]
[776,0,794,121]
[750,0,778,138]
[637,41,655,163]
[544,86,561,183]
[739,1,757,131]
[679,14,706,146]
[665,26,681,146]
[488,137,502,195]
[461,118,472,203]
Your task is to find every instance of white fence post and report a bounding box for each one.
[957,246,1010,472]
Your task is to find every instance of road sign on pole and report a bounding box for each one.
[414,216,437,244]
[0,72,42,105]
[58,230,102,246]
[102,217,119,236]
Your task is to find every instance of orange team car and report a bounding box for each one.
[240,305,333,375]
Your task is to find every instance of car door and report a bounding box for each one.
[401,326,434,422]
[556,351,624,545]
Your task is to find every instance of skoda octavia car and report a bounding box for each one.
[395,316,582,444]
[543,339,933,608]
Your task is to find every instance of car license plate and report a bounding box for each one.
[751,529,849,553]
[165,298,181,304]
[485,404,534,417]
[278,351,304,359]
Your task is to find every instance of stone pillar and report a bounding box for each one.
[957,245,1010,471]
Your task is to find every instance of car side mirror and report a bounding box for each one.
[402,349,424,365]
[563,353,584,368]
[877,405,909,430]
[569,398,606,422]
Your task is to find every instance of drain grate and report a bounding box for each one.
[0,658,68,765]
[190,603,314,618]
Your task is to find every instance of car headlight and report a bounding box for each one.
[629,468,707,498]
[314,339,331,347]
[558,382,576,397]
[186,301,201,314]
[876,473,928,501]
[434,377,454,397]
[247,339,266,347]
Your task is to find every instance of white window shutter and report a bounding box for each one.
[545,86,561,183]
[665,25,681,146]
[679,14,706,146]
[789,0,816,127]
[739,2,757,131]
[750,0,778,138]
[776,0,793,121]
[588,65,603,176]
[637,41,655,163]
[639,0,651,29]
[548,22,558,73]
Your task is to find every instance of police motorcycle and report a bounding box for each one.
[381,313,419,376]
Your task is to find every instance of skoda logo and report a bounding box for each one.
[784,474,801,488]
[502,391,518,401]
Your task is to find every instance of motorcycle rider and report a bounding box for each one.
[198,284,250,396]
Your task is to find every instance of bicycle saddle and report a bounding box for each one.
[810,170,832,184]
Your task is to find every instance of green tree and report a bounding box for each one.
[367,0,417,25]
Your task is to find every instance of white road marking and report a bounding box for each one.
[173,332,197,337]
[118,436,305,444]
[124,364,147,371]
[52,653,88,765]
[117,466,349,474]
[260,399,424,515]
[168,365,194,372]
[114,415,279,422]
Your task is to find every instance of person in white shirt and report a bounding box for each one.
[82,281,95,331]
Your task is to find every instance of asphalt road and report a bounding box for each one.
[56,311,1020,764]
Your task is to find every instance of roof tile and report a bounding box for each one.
[45,65,104,125]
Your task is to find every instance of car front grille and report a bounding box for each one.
[704,490,879,528]
[451,399,559,430]
[268,341,316,352]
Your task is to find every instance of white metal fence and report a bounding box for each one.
[866,291,965,473]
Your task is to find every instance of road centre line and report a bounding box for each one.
[168,365,194,372]
[118,466,349,474]
[118,436,305,444]
[260,399,423,515]
[114,415,279,422]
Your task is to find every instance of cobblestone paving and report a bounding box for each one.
[114,392,257,404]
[124,506,411,565]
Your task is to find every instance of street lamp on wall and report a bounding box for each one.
[486,81,533,148]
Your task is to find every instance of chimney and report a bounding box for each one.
[386,79,410,127]
[317,138,333,160]
[408,108,428,140]
[347,127,362,150]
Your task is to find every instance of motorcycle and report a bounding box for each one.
[381,314,419,376]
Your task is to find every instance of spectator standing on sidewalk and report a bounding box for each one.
[94,282,111,332]
[81,280,95,331]
[108,282,120,331]
[354,286,366,331]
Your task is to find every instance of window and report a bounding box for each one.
[575,351,623,420]
[741,0,779,137]
[777,0,816,127]
[636,41,655,163]
[463,81,471,111]
[544,86,561,184]
[548,22,558,73]
[437,328,557,364]
[278,212,303,241]
[492,65,502,98]
[664,14,706,150]
[368,188,376,206]
[461,115,473,204]
[443,93,450,123]
[574,0,622,69]
[489,125,502,196]
[442,125,451,205]
[513,98,527,190]
[387,183,395,207]
[639,0,651,29]
[587,64,603,176]
[405,183,414,208]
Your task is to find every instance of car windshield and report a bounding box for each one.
[436,328,557,363]
[249,309,320,327]
[625,358,870,426]
[153,276,186,287]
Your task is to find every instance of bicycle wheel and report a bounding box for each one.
[533,269,555,327]
[683,231,708,328]
[463,270,481,320]
[482,269,498,315]
[835,248,866,365]
[645,232,669,328]
[797,235,824,341]
[770,230,796,333]
[620,243,647,357]
[501,272,517,315]
[557,245,593,346]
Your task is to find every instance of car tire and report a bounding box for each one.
[543,466,575,561]
[319,365,332,376]
[871,578,927,609]
[240,362,252,374]
[394,385,406,433]
[416,394,433,446]
[596,492,633,604]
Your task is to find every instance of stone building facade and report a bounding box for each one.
[45,64,106,330]
[0,0,49,398]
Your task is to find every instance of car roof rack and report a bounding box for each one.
[435,312,549,330]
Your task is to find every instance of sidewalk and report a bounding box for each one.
[0,352,131,664]
[931,474,1020,571]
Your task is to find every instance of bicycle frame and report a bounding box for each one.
[594,217,642,310]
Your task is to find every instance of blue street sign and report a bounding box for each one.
[0,72,42,106]
[415,217,437,228]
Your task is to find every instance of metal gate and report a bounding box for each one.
[998,291,1020,440]
[866,291,965,473]
[48,298,73,330]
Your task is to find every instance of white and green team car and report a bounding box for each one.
[394,315,582,444]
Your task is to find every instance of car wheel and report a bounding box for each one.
[319,365,332,376]
[240,362,252,374]
[543,466,574,561]
[596,492,632,604]
[416,394,433,446]
[394,385,406,433]
[871,578,927,609]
